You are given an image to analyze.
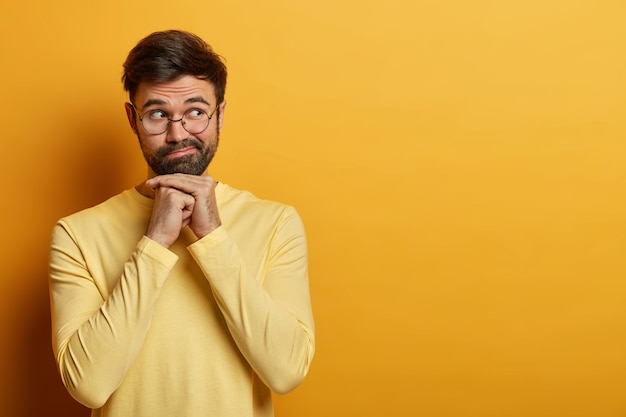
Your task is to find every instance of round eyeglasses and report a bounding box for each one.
[130,103,217,135]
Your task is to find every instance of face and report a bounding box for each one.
[125,74,226,176]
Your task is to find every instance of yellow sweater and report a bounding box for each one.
[49,183,315,417]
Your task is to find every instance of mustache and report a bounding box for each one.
[156,138,203,158]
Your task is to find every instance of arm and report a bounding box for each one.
[145,174,315,392]
[187,207,315,394]
[49,223,177,408]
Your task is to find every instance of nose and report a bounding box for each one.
[166,118,188,142]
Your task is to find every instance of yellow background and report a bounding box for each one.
[2,0,626,415]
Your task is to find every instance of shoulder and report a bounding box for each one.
[54,189,147,233]
[216,183,304,232]
[217,183,296,214]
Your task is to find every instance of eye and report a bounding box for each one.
[185,108,207,119]
[147,110,168,120]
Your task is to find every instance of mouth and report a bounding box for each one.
[165,146,198,158]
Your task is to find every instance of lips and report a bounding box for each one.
[166,146,197,158]
[157,138,203,159]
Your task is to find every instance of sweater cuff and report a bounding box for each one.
[186,226,232,263]
[139,235,179,268]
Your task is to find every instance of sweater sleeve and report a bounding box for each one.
[49,221,178,408]
[187,206,315,394]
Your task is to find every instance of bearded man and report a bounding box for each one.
[49,30,315,417]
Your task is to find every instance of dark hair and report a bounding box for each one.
[122,30,227,105]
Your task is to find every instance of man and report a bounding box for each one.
[49,30,315,417]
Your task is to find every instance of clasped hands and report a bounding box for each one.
[144,174,221,248]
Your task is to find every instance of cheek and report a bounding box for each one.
[137,133,160,154]
[196,129,218,146]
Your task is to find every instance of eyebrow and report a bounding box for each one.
[141,96,212,109]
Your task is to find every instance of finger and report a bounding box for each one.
[147,174,196,188]
[179,192,196,211]
[147,174,214,194]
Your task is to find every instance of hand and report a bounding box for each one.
[145,185,195,248]
[146,174,222,242]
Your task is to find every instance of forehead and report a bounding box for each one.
[134,74,217,108]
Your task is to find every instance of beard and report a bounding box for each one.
[141,133,219,176]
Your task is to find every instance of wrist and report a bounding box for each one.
[145,232,174,248]
[193,219,222,240]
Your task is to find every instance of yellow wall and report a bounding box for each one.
[2,0,626,415]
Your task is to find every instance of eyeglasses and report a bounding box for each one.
[130,103,217,135]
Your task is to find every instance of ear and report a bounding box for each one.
[124,102,138,133]
[217,100,227,132]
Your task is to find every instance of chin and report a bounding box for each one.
[151,155,212,176]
